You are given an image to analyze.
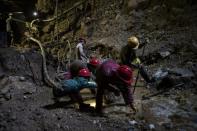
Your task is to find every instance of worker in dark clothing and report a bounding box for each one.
[69,58,100,80]
[88,58,118,103]
[95,59,136,114]
[76,38,88,62]
[53,68,97,110]
[120,36,154,83]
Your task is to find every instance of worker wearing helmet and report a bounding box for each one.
[120,36,153,83]
[76,37,88,62]
[87,57,101,80]
[53,68,97,110]
[95,59,136,114]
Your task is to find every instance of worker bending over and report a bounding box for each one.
[95,59,136,114]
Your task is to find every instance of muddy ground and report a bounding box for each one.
[1,0,197,131]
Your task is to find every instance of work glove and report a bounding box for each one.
[132,58,141,65]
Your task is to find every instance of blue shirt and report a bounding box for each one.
[61,77,97,93]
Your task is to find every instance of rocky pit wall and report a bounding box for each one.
[33,0,197,62]
[0,48,197,130]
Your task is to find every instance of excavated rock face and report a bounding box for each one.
[0,48,43,85]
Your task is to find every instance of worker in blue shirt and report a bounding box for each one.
[53,68,97,110]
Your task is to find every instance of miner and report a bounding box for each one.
[120,36,154,84]
[76,38,88,62]
[95,59,136,114]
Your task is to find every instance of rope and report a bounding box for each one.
[25,35,60,89]
[30,19,39,28]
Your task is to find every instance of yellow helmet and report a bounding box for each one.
[127,36,140,49]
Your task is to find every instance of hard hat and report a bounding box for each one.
[116,65,133,85]
[78,68,91,77]
[89,58,100,67]
[127,36,140,49]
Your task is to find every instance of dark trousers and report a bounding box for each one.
[95,83,120,113]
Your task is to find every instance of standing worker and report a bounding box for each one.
[76,38,88,62]
[120,36,154,84]
[95,59,136,114]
